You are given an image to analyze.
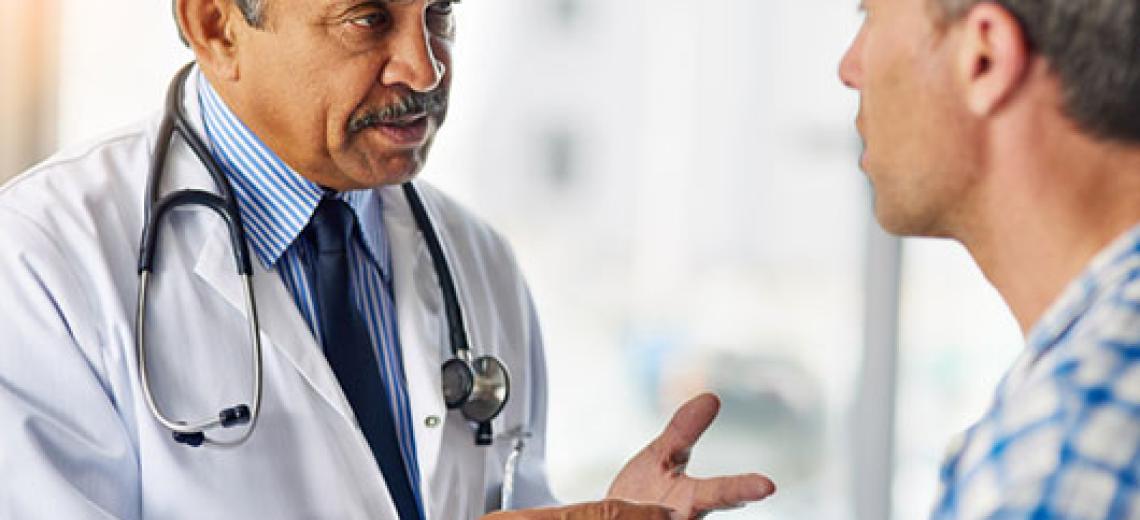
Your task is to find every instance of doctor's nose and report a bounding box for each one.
[382,24,445,92]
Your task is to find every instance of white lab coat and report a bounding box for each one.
[0,70,555,519]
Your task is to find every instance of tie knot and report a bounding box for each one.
[307,197,356,255]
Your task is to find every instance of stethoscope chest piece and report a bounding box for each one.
[442,354,510,421]
[403,182,513,446]
[441,357,475,408]
[441,352,510,445]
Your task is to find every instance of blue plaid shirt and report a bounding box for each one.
[934,224,1140,519]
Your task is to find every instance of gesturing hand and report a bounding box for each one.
[605,393,775,519]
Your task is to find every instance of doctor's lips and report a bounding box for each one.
[348,90,448,146]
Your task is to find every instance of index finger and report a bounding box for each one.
[690,473,777,514]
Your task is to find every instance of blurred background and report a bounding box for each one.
[0,1,1024,518]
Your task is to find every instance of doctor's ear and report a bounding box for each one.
[956,3,1032,116]
[174,0,245,81]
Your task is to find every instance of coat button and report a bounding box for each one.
[425,415,442,428]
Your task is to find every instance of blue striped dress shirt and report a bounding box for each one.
[196,71,423,510]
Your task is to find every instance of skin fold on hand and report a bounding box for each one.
[605,393,775,519]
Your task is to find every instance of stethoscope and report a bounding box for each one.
[136,63,511,451]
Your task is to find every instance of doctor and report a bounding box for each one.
[0,0,773,518]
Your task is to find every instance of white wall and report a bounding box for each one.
[56,0,192,148]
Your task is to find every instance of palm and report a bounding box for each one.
[606,394,774,519]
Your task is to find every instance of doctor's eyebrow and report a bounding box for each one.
[323,0,415,15]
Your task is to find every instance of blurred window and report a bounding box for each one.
[892,240,1022,520]
[427,2,868,518]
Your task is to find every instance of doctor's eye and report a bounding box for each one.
[347,10,391,32]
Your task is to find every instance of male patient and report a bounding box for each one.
[841,0,1140,517]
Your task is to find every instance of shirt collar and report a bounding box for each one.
[1026,222,1140,354]
[196,72,390,280]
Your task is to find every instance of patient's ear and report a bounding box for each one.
[956,3,1030,116]
[174,0,242,81]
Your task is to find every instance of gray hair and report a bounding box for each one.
[233,0,268,26]
[174,0,268,46]
[931,0,1140,143]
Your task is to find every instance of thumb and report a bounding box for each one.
[653,393,720,463]
[490,500,677,520]
[579,499,677,519]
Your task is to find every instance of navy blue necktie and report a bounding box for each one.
[306,197,422,520]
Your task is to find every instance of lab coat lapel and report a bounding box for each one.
[191,219,357,425]
[381,186,448,494]
[189,225,400,518]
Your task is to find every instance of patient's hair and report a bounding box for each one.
[173,0,268,46]
[931,0,1140,143]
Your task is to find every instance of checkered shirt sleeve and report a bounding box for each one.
[933,233,1140,520]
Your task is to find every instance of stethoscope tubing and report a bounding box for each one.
[136,63,263,447]
[401,182,472,360]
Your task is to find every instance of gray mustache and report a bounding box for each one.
[348,90,448,134]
